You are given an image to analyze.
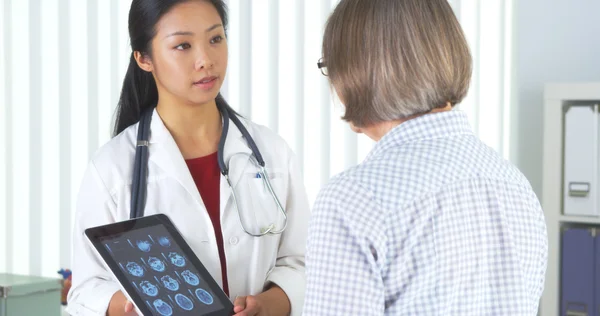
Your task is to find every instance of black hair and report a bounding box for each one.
[112,0,230,136]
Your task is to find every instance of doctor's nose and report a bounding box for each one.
[195,51,214,70]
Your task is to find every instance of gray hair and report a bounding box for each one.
[322,0,472,127]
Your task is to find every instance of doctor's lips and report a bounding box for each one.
[193,76,218,90]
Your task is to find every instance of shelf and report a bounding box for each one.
[559,215,600,225]
[540,82,600,316]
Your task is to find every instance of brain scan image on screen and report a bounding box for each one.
[147,256,166,272]
[136,240,152,252]
[168,252,186,267]
[195,288,214,305]
[174,293,194,311]
[180,270,200,286]
[158,236,171,247]
[125,262,144,277]
[152,299,173,316]
[139,281,159,297]
[160,275,180,291]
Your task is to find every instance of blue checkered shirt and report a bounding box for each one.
[303,110,547,315]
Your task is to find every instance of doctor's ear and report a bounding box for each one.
[133,51,154,72]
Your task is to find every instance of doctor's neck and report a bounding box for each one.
[155,97,222,158]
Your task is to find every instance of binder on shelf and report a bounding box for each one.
[563,104,599,217]
[561,228,595,316]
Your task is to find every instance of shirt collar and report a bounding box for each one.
[365,110,474,161]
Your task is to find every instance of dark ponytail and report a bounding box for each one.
[113,53,158,136]
[112,0,229,137]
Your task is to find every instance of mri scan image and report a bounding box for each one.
[160,275,180,291]
[136,240,152,252]
[125,262,144,277]
[152,299,173,316]
[180,270,200,286]
[175,293,194,311]
[139,281,159,297]
[147,256,166,272]
[168,252,186,267]
[195,288,214,305]
[158,236,171,247]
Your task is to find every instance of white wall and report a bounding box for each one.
[515,0,600,197]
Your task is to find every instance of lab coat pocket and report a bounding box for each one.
[241,170,287,235]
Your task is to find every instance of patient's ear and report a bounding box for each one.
[133,51,154,72]
[349,122,362,134]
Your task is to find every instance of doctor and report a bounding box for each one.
[66,1,310,315]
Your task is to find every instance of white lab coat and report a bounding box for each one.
[66,109,310,316]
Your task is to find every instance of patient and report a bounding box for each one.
[303,0,548,315]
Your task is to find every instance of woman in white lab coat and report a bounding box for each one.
[66,1,310,315]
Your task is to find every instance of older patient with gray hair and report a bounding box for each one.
[304,0,548,315]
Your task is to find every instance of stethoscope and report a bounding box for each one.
[130,98,288,237]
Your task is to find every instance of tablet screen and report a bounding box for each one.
[99,224,225,315]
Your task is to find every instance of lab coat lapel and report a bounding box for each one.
[147,109,203,208]
[145,109,253,215]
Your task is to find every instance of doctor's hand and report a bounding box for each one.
[233,285,290,316]
[233,295,266,316]
[108,291,138,316]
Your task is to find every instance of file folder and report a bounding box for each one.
[561,228,594,316]
[563,104,599,216]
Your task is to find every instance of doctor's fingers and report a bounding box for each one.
[124,300,135,314]
[233,296,247,313]
[122,301,139,316]
[233,295,261,316]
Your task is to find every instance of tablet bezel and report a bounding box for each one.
[85,213,234,316]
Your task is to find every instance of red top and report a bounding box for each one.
[185,152,229,296]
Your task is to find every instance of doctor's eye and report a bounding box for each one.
[210,35,224,44]
[174,43,191,50]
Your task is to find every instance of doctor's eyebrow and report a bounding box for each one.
[205,24,223,32]
[165,24,223,38]
[165,31,194,38]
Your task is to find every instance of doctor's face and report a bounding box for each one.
[140,1,228,106]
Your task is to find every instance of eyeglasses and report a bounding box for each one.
[317,58,327,76]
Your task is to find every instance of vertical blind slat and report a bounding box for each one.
[97,0,112,144]
[11,0,31,275]
[250,1,270,127]
[110,0,119,132]
[87,0,99,158]
[239,0,252,117]
[58,0,72,269]
[294,0,305,172]
[41,0,61,277]
[473,0,481,136]
[320,0,332,186]
[268,0,279,133]
[478,0,502,151]
[29,0,43,276]
[0,0,10,274]
[502,0,514,160]
[498,0,506,158]
[69,1,88,254]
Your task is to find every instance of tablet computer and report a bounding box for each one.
[85,214,234,316]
